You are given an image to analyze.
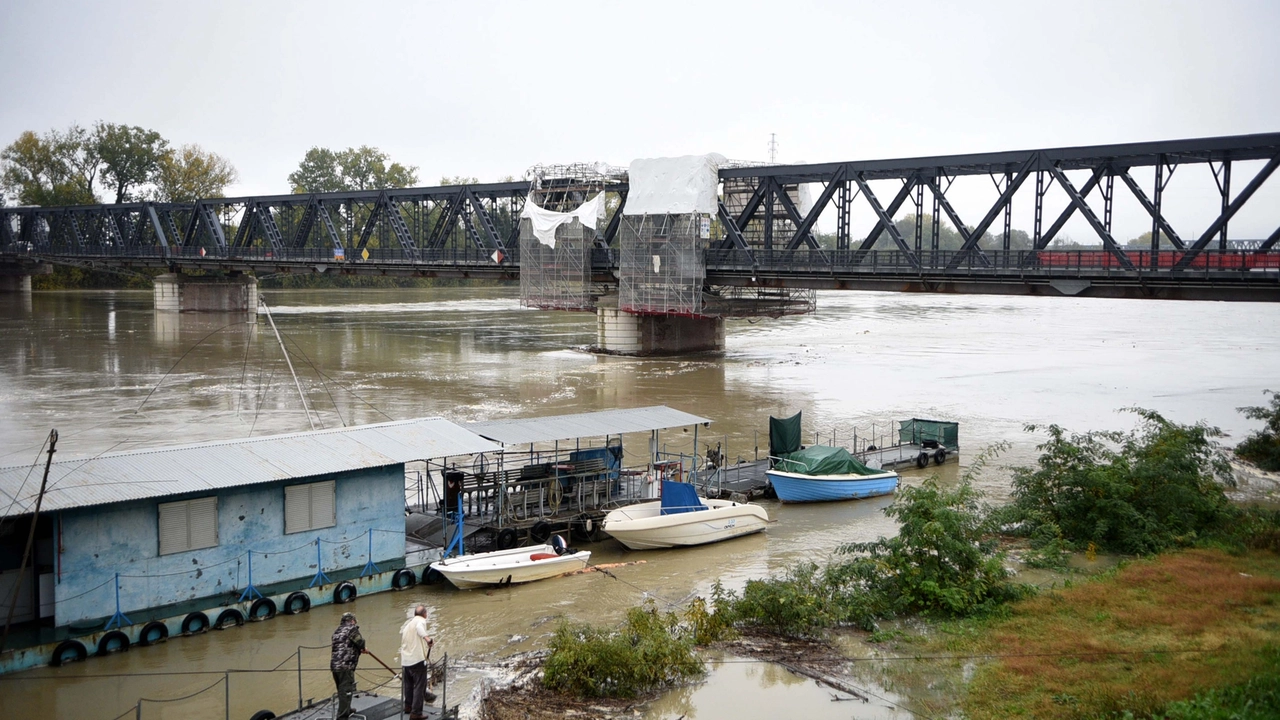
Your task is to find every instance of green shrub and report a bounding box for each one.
[542,603,704,698]
[1008,409,1236,555]
[833,476,1032,620]
[713,448,1031,635]
[1236,390,1280,472]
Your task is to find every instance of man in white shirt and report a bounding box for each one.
[399,604,436,718]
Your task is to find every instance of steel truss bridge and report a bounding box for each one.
[3,132,1279,302]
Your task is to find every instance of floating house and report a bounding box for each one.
[0,417,499,674]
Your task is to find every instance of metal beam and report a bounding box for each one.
[1033,166,1105,250]
[600,189,628,248]
[853,174,919,267]
[1116,168,1185,250]
[853,175,917,261]
[145,205,170,254]
[1047,165,1135,270]
[1259,224,1280,252]
[1174,153,1280,269]
[944,153,1037,270]
[785,168,846,251]
[772,179,821,251]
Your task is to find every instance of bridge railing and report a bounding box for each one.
[13,243,527,267]
[704,248,1280,277]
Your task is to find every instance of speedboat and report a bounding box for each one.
[603,480,769,550]
[428,536,590,589]
[766,445,899,503]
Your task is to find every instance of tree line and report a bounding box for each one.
[0,122,238,206]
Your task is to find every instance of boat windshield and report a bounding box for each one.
[660,480,707,515]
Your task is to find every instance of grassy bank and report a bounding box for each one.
[955,548,1280,718]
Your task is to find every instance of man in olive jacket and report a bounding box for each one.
[330,612,367,720]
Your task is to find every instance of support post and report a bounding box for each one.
[360,529,381,577]
[105,573,132,630]
[309,539,331,588]
[238,551,263,602]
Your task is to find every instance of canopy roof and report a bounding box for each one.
[467,405,710,446]
[0,418,500,515]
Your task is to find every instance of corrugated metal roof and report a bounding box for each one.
[467,405,710,446]
[0,418,500,516]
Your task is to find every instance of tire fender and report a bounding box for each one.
[392,568,416,590]
[333,581,357,604]
[916,452,930,469]
[96,630,130,656]
[283,591,311,615]
[214,608,244,629]
[137,621,169,647]
[181,611,210,635]
[249,597,277,621]
[51,639,87,667]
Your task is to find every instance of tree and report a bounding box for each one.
[288,146,418,193]
[1,126,99,206]
[152,144,238,202]
[94,122,168,203]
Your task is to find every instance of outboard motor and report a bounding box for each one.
[550,534,568,555]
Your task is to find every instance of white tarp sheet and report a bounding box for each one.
[519,192,604,248]
[623,153,726,216]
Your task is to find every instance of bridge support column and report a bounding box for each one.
[0,275,32,294]
[154,273,258,313]
[595,295,724,355]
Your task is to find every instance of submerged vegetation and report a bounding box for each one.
[541,602,705,699]
[1236,390,1280,472]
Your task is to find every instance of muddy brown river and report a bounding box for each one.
[1,287,1277,719]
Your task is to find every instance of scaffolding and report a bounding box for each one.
[518,215,595,311]
[618,213,710,316]
[518,163,623,311]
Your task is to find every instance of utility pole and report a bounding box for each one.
[2,429,57,650]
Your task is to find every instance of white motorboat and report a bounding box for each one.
[428,539,590,589]
[603,481,769,550]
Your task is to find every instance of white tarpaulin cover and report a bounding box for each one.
[519,192,604,248]
[623,153,726,216]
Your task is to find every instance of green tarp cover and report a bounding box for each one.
[769,412,803,457]
[898,419,960,448]
[776,445,879,476]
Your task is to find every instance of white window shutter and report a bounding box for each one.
[158,497,218,554]
[158,501,187,555]
[284,484,310,535]
[188,497,218,550]
[313,480,336,529]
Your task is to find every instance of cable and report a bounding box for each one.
[0,433,50,526]
[280,331,346,427]
[134,320,251,415]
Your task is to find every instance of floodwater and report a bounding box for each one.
[1,286,1278,719]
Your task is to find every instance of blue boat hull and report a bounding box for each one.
[765,468,899,503]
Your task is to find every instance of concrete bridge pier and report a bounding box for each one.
[595,294,724,355]
[154,272,258,313]
[0,274,31,294]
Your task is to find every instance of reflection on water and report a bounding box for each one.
[2,287,1279,718]
[643,653,912,720]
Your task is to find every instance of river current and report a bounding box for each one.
[1,287,1277,719]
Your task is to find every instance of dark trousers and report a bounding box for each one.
[332,669,356,719]
[402,660,430,713]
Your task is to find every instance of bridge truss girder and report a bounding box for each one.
[716,132,1280,273]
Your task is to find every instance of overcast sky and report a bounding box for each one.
[2,0,1278,239]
